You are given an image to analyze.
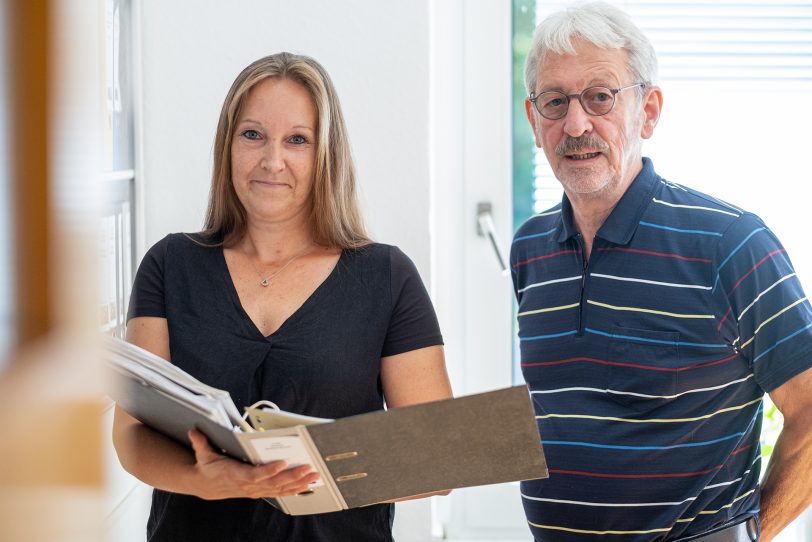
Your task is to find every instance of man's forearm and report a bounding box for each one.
[758,420,812,541]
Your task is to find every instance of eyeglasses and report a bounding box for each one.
[529,83,645,120]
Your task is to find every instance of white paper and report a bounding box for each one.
[249,436,324,488]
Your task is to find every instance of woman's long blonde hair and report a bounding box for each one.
[202,52,370,249]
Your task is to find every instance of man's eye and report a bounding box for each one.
[591,92,612,103]
[241,129,261,140]
[544,97,566,108]
[289,135,308,145]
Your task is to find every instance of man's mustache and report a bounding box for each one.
[555,135,609,156]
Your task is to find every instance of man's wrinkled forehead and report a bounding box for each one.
[536,42,631,88]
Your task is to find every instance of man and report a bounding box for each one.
[510,2,812,541]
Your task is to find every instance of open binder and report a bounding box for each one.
[106,337,548,515]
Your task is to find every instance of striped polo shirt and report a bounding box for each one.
[510,158,812,541]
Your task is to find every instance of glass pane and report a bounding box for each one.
[99,179,133,339]
[106,0,134,170]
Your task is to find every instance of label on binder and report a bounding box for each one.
[249,436,324,487]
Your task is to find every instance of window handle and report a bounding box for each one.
[476,202,509,275]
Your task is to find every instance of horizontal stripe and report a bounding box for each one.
[676,490,757,523]
[597,247,711,263]
[546,441,760,481]
[698,489,757,515]
[518,275,581,293]
[548,465,724,479]
[522,353,739,372]
[738,273,796,321]
[518,303,579,317]
[535,398,761,424]
[740,297,808,350]
[704,477,743,492]
[585,327,728,348]
[591,272,711,290]
[544,431,746,451]
[513,227,557,243]
[530,374,754,399]
[521,330,579,342]
[753,322,812,363]
[513,249,579,268]
[587,300,715,319]
[639,221,723,237]
[527,521,671,536]
[718,228,766,271]
[549,448,760,482]
[713,227,766,293]
[652,198,740,217]
[521,491,695,508]
[717,306,734,332]
[727,248,787,298]
[660,180,744,216]
[533,208,561,218]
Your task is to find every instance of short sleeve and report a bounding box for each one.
[126,235,170,321]
[381,246,444,357]
[714,213,812,392]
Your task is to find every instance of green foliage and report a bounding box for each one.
[512,0,537,232]
[760,396,783,471]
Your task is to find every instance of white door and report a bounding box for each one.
[431,1,530,539]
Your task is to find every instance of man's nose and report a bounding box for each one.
[562,99,593,138]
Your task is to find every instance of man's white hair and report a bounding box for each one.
[524,1,658,96]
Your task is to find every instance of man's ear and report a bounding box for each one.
[640,85,663,140]
[525,97,543,148]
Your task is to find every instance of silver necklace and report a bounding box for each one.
[248,247,312,287]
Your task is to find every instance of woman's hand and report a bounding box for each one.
[188,429,320,500]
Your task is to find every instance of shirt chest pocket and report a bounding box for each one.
[605,325,680,412]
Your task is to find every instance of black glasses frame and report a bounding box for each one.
[529,83,646,120]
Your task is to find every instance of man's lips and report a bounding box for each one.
[565,151,601,160]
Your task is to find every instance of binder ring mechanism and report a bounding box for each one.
[243,400,280,428]
[325,452,367,482]
[246,401,368,482]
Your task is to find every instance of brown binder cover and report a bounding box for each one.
[306,385,548,508]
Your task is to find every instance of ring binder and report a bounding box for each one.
[105,336,549,515]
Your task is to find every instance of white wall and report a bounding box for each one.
[646,81,812,288]
[136,0,432,278]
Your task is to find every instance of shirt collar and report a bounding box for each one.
[555,157,659,245]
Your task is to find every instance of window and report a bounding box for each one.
[100,0,135,339]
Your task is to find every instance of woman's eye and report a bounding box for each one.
[241,129,261,140]
[289,134,308,145]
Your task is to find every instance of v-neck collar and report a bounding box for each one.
[217,247,346,341]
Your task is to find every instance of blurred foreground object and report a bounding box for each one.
[0,0,106,540]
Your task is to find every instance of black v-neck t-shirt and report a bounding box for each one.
[126,233,444,542]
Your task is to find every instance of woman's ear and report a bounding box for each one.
[640,85,663,140]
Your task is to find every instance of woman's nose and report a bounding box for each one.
[260,143,285,172]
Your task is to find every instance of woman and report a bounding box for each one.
[113,52,452,541]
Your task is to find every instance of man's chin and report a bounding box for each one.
[557,171,612,198]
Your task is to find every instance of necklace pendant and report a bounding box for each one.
[260,278,270,287]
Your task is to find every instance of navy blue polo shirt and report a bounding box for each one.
[510,158,812,541]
